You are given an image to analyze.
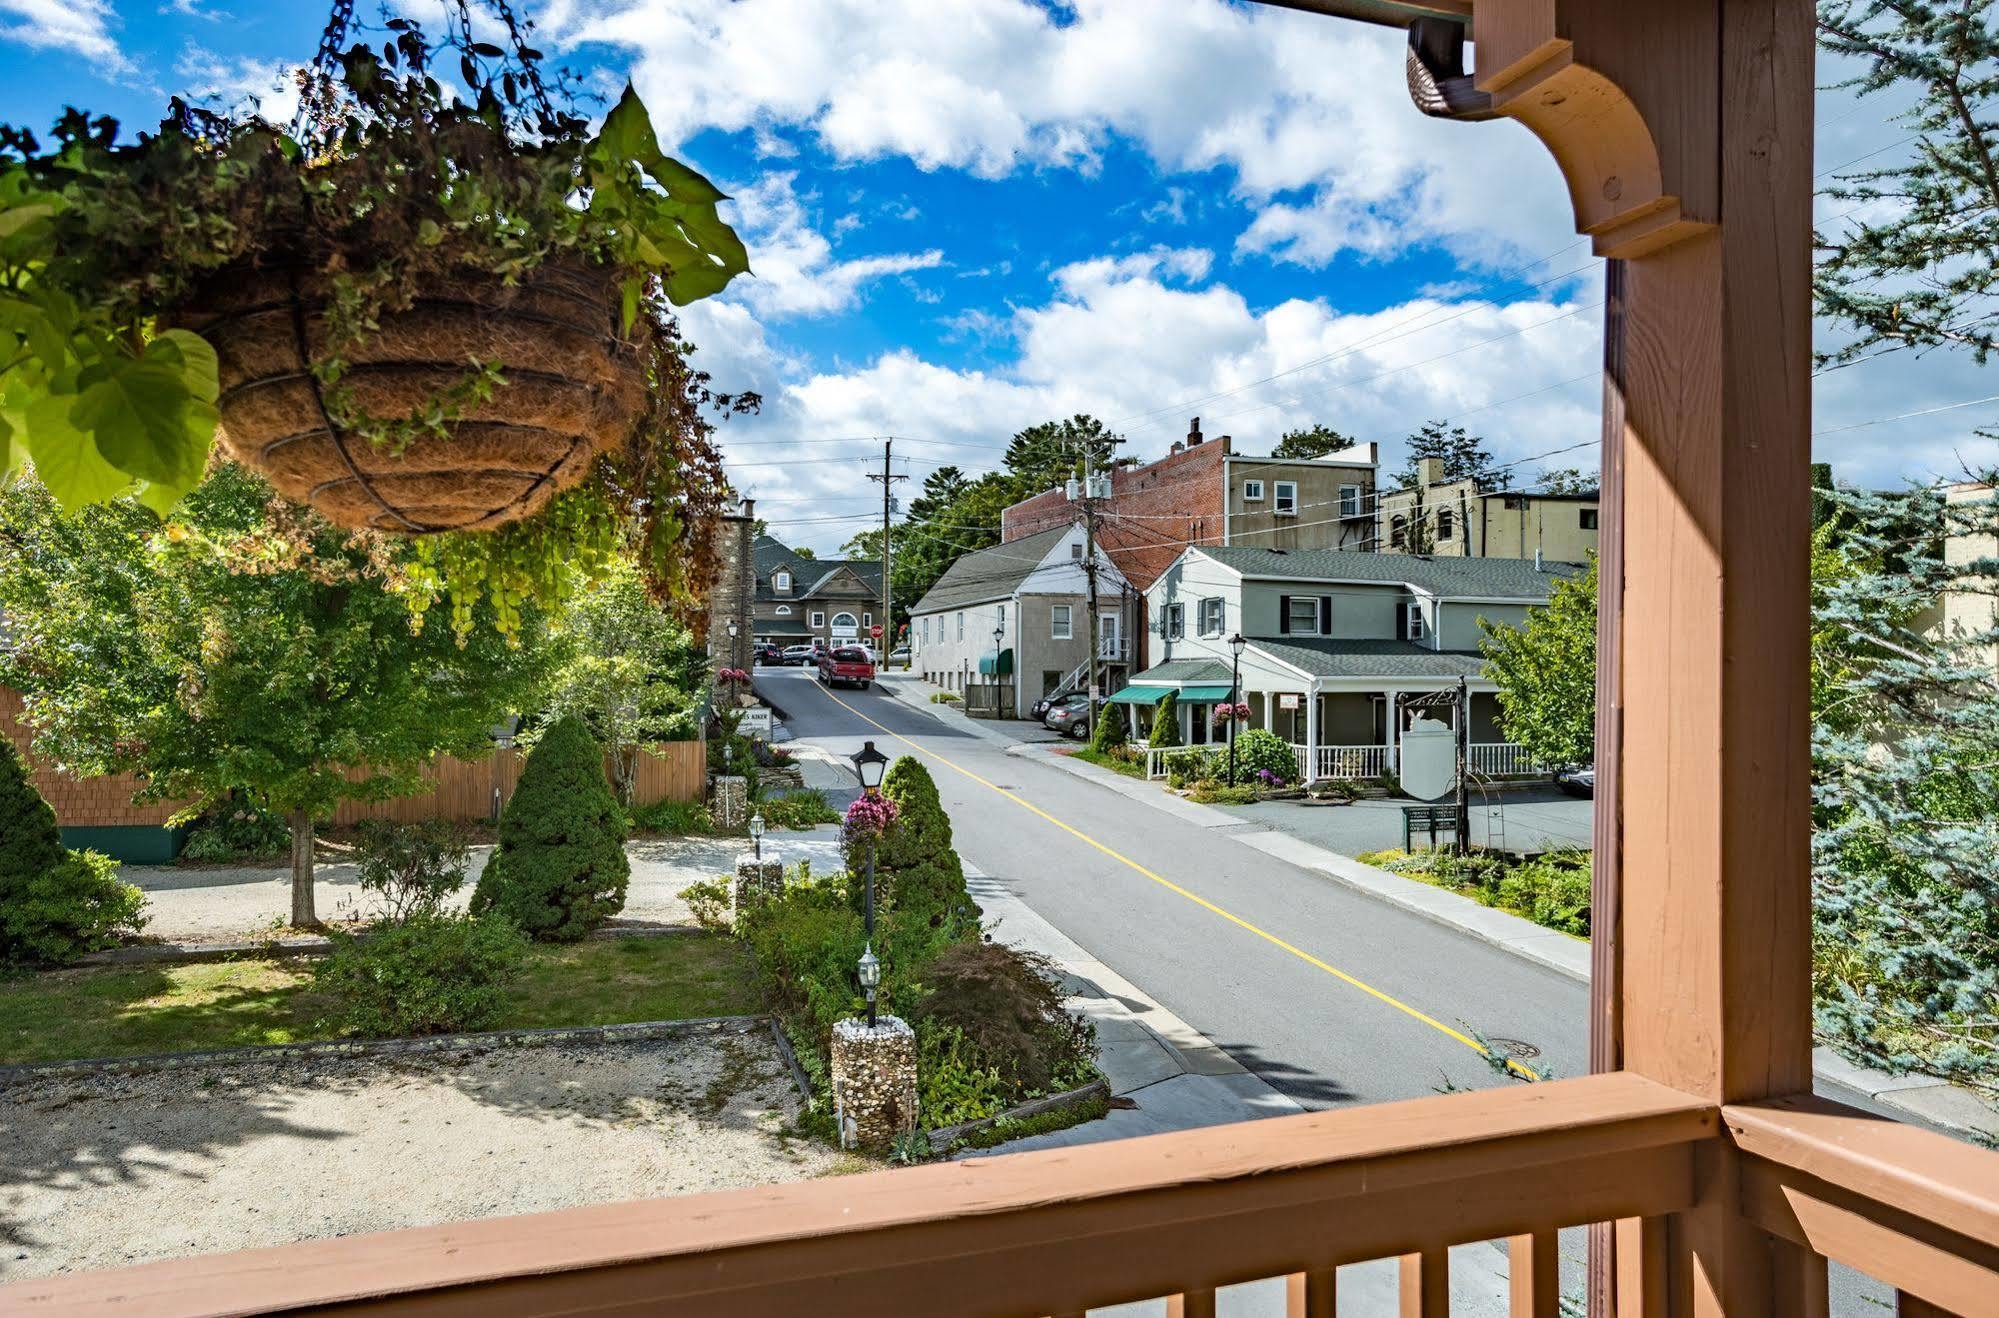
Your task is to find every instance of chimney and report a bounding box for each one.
[1218,435,1232,453]
[1417,456,1447,486]
[1186,417,1203,446]
[1170,440,1185,454]
[1535,547,1545,571]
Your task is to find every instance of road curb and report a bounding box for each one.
[1005,744,1999,1143]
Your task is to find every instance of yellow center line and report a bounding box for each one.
[815,682,1522,1073]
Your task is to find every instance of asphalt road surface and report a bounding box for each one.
[757,665,1588,1107]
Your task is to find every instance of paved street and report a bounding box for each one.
[757,665,1589,1108]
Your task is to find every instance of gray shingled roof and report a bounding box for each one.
[1125,659,1234,686]
[910,526,1072,614]
[1250,637,1490,680]
[1198,546,1581,599]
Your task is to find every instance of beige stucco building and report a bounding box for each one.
[1373,457,1599,562]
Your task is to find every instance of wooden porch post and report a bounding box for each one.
[1477,0,1818,1311]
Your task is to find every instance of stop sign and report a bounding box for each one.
[870,624,884,639]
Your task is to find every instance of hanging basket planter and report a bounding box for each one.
[176,262,646,534]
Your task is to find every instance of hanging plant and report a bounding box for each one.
[0,1,752,638]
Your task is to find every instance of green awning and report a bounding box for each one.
[978,647,1014,676]
[1106,685,1172,706]
[1177,684,1236,702]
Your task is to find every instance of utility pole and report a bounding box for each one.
[1454,675,1470,856]
[866,439,906,661]
[1066,433,1123,727]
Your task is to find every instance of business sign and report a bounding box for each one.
[1278,693,1301,711]
[737,706,774,738]
[1399,714,1456,801]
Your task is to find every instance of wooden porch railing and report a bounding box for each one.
[15,1072,1995,1316]
[1468,743,1541,779]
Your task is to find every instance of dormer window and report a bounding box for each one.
[774,569,792,593]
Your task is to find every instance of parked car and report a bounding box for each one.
[1555,764,1595,798]
[817,645,877,689]
[1042,693,1092,739]
[1030,689,1074,721]
[753,644,784,666]
[887,646,911,669]
[780,644,817,666]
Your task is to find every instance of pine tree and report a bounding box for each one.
[1148,691,1183,747]
[471,716,629,941]
[1394,422,1499,490]
[0,737,63,886]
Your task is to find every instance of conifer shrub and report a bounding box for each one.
[470,716,629,941]
[848,757,979,932]
[0,739,145,965]
[1090,699,1128,753]
[1147,691,1182,747]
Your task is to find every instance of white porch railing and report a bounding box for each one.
[1307,744,1388,781]
[1469,742,1540,777]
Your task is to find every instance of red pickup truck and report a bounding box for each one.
[816,645,876,690]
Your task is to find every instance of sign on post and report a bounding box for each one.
[737,706,774,739]
[870,624,884,639]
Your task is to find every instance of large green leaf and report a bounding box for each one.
[587,85,750,306]
[24,394,134,510]
[70,335,218,488]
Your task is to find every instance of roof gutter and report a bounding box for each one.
[1248,0,1469,29]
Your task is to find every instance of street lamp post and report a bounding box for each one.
[1227,632,1247,787]
[992,623,1005,715]
[749,811,765,861]
[849,740,889,1028]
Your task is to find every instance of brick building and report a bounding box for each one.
[999,419,1379,668]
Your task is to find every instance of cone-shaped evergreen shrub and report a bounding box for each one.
[849,756,978,931]
[1090,699,1128,753]
[1147,691,1182,747]
[0,738,146,964]
[471,716,629,941]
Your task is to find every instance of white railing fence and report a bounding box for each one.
[1469,742,1540,777]
[1312,744,1388,781]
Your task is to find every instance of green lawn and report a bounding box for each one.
[1066,747,1145,779]
[0,935,764,1066]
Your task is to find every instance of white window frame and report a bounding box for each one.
[1339,484,1361,518]
[863,612,872,628]
[1100,612,1121,658]
[832,611,858,633]
[1437,507,1454,541]
[996,604,1007,637]
[1243,479,1264,502]
[1199,597,1225,636]
[1164,603,1185,640]
[1051,604,1073,639]
[774,570,792,592]
[1274,481,1298,515]
[1404,601,1428,641]
[1286,596,1320,636]
[1070,541,1084,559]
[957,611,965,641]
[775,605,792,616]
[810,610,826,628]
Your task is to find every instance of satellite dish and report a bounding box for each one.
[1400,714,1456,801]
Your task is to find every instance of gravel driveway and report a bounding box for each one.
[1,1024,848,1281]
[124,828,847,944]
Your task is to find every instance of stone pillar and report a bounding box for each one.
[733,854,783,913]
[830,1015,918,1152]
[708,501,756,676]
[711,775,747,830]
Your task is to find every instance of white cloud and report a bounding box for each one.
[550,0,1574,267]
[175,47,302,124]
[0,0,128,70]
[722,173,944,318]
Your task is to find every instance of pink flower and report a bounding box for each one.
[843,793,900,841]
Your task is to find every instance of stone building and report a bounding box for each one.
[707,499,757,675]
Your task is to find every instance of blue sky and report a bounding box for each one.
[3,0,1989,552]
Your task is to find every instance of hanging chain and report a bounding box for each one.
[452,0,558,129]
[289,0,356,141]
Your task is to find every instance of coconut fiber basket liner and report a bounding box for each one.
[172,262,646,533]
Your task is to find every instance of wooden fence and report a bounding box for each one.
[332,741,705,826]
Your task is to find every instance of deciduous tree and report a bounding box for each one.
[0,466,551,927]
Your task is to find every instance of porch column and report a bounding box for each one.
[1479,0,1816,1310]
[1303,683,1319,782]
[1380,689,1401,773]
